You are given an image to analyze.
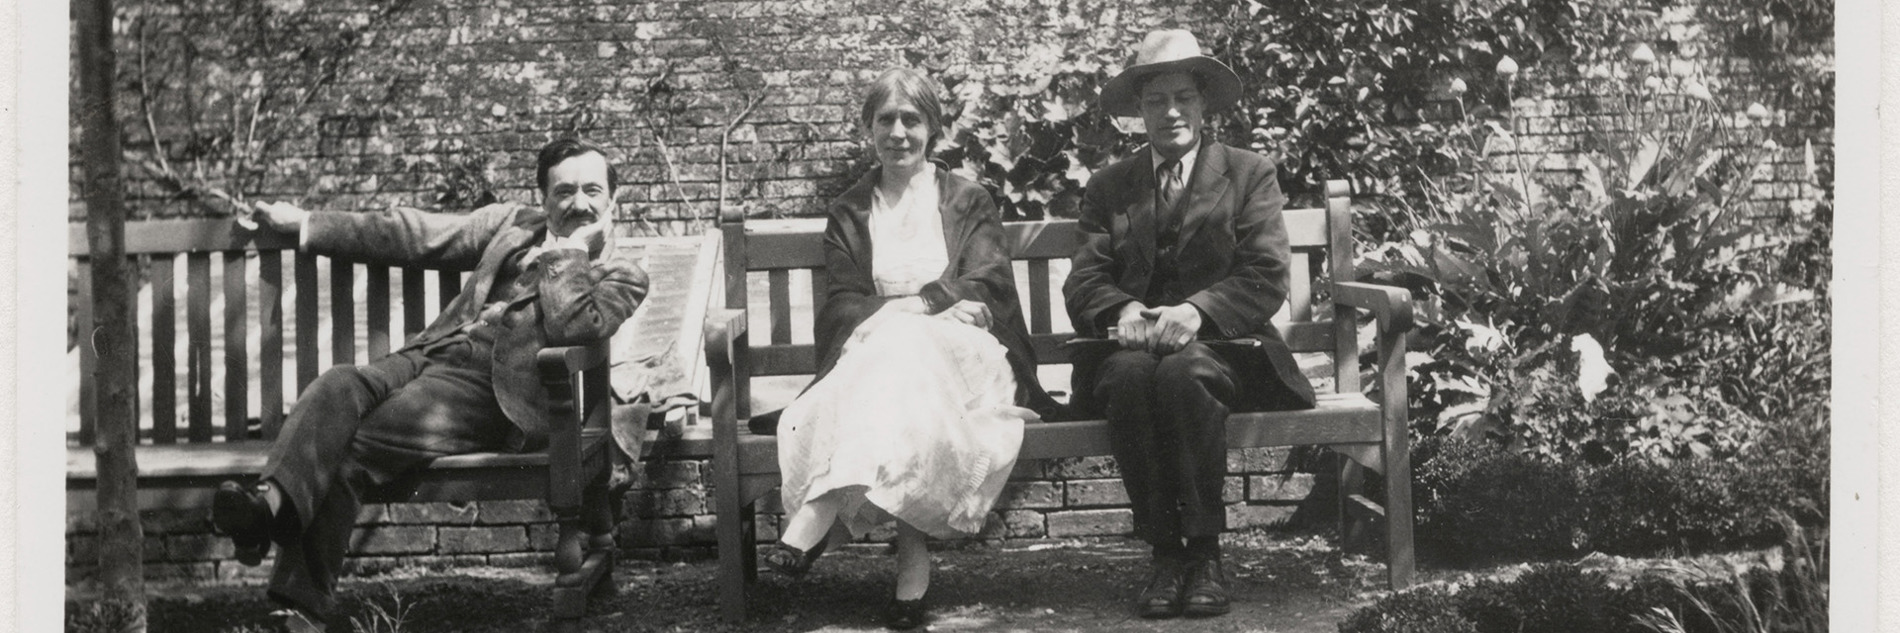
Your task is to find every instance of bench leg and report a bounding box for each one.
[1337,457,1369,553]
[552,476,616,628]
[716,486,749,622]
[1383,447,1415,588]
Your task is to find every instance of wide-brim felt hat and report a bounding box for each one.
[1099,29,1243,118]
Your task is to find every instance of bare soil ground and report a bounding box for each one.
[70,531,1397,633]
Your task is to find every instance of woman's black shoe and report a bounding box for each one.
[748,409,784,435]
[762,539,827,577]
[884,596,928,630]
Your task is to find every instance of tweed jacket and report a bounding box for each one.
[813,166,1057,414]
[1063,138,1316,410]
[303,202,650,451]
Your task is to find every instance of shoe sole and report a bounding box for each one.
[1181,603,1231,618]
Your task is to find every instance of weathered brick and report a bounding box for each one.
[1224,477,1246,503]
[383,502,479,525]
[1226,447,1292,473]
[998,481,1062,509]
[1248,474,1317,502]
[218,559,277,583]
[1046,509,1133,537]
[1064,479,1129,507]
[642,459,705,489]
[629,488,709,517]
[1044,456,1119,479]
[478,500,554,524]
[439,526,529,554]
[1003,510,1046,539]
[356,503,390,524]
[1009,458,1044,480]
[351,526,436,555]
[1226,504,1298,529]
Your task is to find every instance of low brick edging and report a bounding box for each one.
[66,447,1335,579]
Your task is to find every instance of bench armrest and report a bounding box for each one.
[1334,281,1414,333]
[703,309,749,369]
[538,341,611,378]
[539,339,612,513]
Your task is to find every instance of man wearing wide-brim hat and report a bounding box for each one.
[1063,29,1316,619]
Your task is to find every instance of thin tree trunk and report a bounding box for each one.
[77,0,147,626]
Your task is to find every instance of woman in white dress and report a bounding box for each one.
[759,67,1058,629]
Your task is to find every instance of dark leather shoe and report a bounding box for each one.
[1136,556,1186,618]
[762,539,827,577]
[211,480,273,566]
[884,595,927,630]
[1180,558,1232,617]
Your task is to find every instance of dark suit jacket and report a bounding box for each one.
[814,167,1057,414]
[1063,139,1316,411]
[304,202,650,451]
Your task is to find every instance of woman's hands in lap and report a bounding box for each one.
[934,300,992,329]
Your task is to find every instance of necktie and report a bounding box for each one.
[1158,158,1184,212]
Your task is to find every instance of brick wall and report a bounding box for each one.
[67,500,562,583]
[1484,4,1831,222]
[65,448,1336,576]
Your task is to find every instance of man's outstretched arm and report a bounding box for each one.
[252,200,519,271]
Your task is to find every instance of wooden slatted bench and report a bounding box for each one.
[700,180,1417,621]
[67,218,619,632]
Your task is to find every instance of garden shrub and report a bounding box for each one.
[1413,436,1581,561]
[1414,436,1825,561]
[1337,586,1479,633]
[1346,519,1826,633]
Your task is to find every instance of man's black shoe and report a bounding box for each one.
[1180,558,1232,617]
[211,481,273,566]
[1136,556,1186,618]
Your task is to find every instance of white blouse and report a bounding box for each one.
[868,164,950,296]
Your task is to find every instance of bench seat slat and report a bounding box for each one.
[748,322,1339,376]
[728,392,1379,475]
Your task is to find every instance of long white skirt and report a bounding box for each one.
[777,311,1034,539]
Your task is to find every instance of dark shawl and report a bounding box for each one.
[813,166,1058,414]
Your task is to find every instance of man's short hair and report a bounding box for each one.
[536,138,619,194]
[859,67,948,153]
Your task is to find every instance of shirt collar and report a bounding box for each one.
[1151,142,1200,181]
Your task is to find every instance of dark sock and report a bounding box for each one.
[1186,535,1220,561]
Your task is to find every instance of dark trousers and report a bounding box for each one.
[1092,341,1303,553]
[260,334,514,617]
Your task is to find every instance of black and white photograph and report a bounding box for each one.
[17,0,1884,630]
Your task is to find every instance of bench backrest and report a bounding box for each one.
[719,180,1360,395]
[69,219,467,446]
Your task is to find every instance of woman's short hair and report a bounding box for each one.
[536,137,619,194]
[859,67,947,152]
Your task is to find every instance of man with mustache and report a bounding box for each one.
[1063,30,1316,619]
[211,138,649,632]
